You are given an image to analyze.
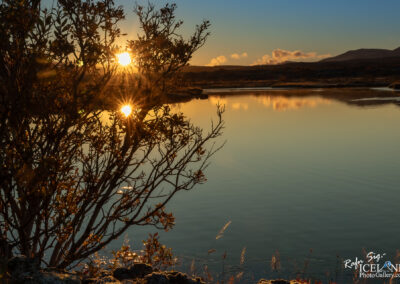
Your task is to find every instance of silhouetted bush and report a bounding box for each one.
[0,0,222,269]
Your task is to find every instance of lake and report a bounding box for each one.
[113,88,400,283]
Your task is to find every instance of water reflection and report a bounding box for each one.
[210,95,331,111]
[206,88,400,109]
[129,89,400,283]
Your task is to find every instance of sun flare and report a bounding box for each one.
[121,105,132,117]
[116,52,132,66]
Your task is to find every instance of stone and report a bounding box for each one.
[112,268,131,281]
[144,271,204,284]
[30,270,81,284]
[7,255,80,284]
[8,255,40,275]
[129,263,153,278]
[93,275,121,283]
[389,82,400,89]
[258,280,289,284]
[82,278,98,284]
[113,263,152,280]
[257,280,305,284]
[144,272,169,284]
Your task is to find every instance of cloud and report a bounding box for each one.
[206,55,227,66]
[230,52,248,60]
[253,49,331,65]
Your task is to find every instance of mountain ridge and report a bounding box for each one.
[321,47,400,62]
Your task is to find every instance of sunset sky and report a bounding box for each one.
[57,0,400,66]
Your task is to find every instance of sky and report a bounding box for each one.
[53,0,400,66]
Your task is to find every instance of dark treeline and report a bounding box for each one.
[183,57,400,88]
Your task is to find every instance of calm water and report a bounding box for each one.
[112,88,400,283]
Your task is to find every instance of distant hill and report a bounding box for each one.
[183,46,400,89]
[321,47,400,62]
[183,56,400,89]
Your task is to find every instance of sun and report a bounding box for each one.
[121,104,132,117]
[116,52,132,66]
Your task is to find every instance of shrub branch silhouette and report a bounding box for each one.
[0,0,222,269]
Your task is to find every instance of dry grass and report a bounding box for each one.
[216,221,232,240]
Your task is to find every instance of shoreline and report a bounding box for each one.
[192,81,398,90]
[167,84,400,108]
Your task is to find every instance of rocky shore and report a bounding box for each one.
[5,256,308,284]
[6,256,203,284]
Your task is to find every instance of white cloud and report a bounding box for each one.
[231,52,248,60]
[253,49,331,65]
[206,55,227,66]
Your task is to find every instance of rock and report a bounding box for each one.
[7,255,80,284]
[98,270,112,278]
[258,280,289,284]
[82,278,98,284]
[130,263,153,278]
[112,268,131,280]
[93,275,121,283]
[8,255,40,275]
[9,269,81,284]
[30,270,81,284]
[257,280,305,284]
[6,257,202,284]
[145,273,169,284]
[389,82,400,89]
[144,271,204,284]
[113,263,152,280]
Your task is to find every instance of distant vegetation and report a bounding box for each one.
[184,54,400,89]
